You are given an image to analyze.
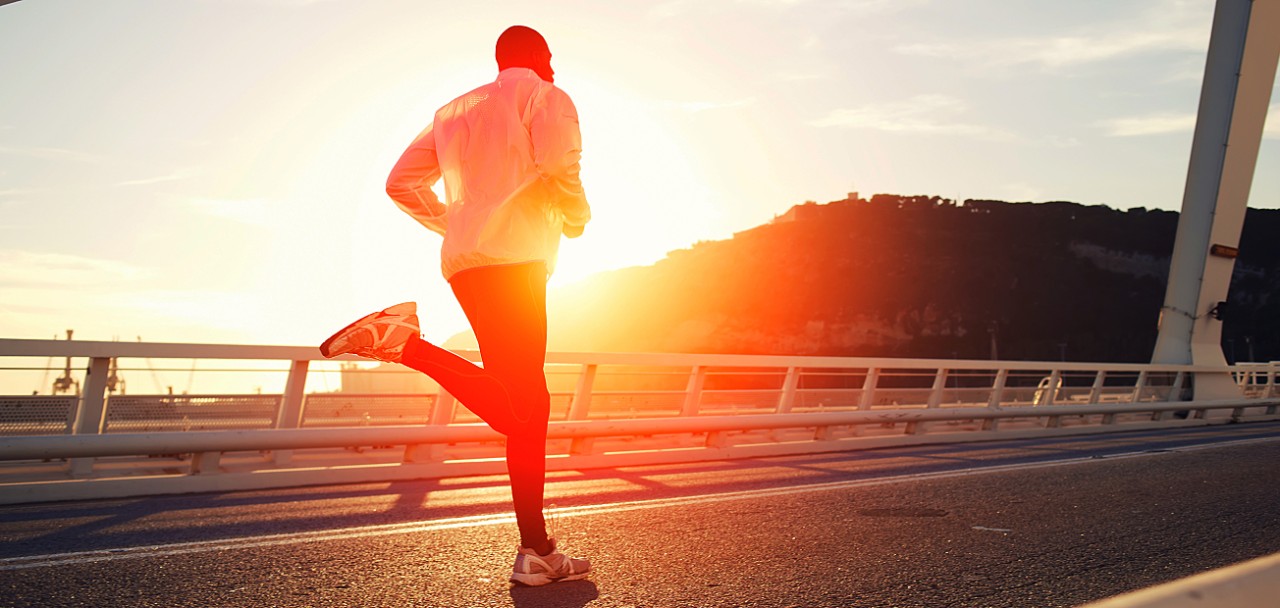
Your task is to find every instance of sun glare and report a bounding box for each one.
[548,79,714,287]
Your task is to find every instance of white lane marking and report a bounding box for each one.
[0,511,518,571]
[3,434,1277,571]
[972,526,1013,533]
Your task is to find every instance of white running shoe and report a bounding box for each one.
[509,539,591,586]
[319,302,420,363]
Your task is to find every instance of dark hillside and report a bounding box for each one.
[539,195,1278,363]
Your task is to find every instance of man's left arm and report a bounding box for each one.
[531,87,590,238]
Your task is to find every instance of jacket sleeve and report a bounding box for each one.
[386,122,448,236]
[530,87,590,235]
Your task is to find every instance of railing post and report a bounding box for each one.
[909,368,948,435]
[926,368,948,409]
[682,366,706,417]
[569,364,597,455]
[682,366,708,448]
[273,360,309,466]
[858,368,879,410]
[777,366,800,413]
[771,366,801,441]
[1264,360,1274,404]
[190,451,222,475]
[926,366,947,409]
[706,430,730,448]
[429,390,456,425]
[1171,370,1187,398]
[983,369,1008,431]
[1040,370,1061,406]
[1088,371,1107,404]
[814,425,837,442]
[1267,363,1277,414]
[1089,371,1117,424]
[1155,371,1187,421]
[1042,370,1063,427]
[1235,366,1251,389]
[69,356,111,477]
[406,390,456,463]
[1130,370,1149,403]
[568,364,597,420]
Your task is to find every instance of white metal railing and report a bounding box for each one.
[0,338,1276,504]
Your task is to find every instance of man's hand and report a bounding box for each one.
[563,223,584,238]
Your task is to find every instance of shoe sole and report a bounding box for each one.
[509,571,590,587]
[318,302,416,358]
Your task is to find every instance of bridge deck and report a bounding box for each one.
[1,422,1278,607]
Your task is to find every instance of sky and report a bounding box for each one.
[1,0,1278,358]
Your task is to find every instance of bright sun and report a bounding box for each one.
[547,78,716,288]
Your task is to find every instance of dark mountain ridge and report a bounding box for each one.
[540,194,1279,363]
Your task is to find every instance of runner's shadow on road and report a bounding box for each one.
[509,580,598,607]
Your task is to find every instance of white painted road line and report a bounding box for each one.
[972,526,1013,533]
[2,434,1277,571]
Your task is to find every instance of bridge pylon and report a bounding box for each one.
[1153,0,1280,400]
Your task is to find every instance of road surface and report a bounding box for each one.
[2,422,1278,607]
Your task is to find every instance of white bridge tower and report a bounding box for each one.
[1152,0,1280,399]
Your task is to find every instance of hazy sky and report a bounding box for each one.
[1,0,1277,349]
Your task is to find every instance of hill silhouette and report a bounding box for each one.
[454,194,1280,363]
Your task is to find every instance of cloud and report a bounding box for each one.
[0,250,147,288]
[0,283,262,346]
[896,29,1204,70]
[810,94,1013,140]
[1100,112,1196,137]
[0,249,264,344]
[656,98,755,113]
[894,1,1209,71]
[0,187,41,198]
[1159,55,1207,84]
[1044,135,1082,148]
[0,144,106,164]
[104,289,263,333]
[1101,104,1279,138]
[115,170,194,187]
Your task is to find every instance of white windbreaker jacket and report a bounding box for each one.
[386,67,591,280]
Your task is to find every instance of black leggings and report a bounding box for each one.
[400,261,551,551]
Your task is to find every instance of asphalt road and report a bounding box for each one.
[2,422,1279,608]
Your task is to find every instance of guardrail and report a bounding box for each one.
[0,338,1276,504]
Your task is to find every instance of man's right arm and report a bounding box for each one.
[386,122,448,236]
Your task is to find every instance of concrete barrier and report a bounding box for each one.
[1080,551,1280,608]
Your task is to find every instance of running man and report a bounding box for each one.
[320,25,591,586]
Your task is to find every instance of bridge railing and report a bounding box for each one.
[0,338,1275,504]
